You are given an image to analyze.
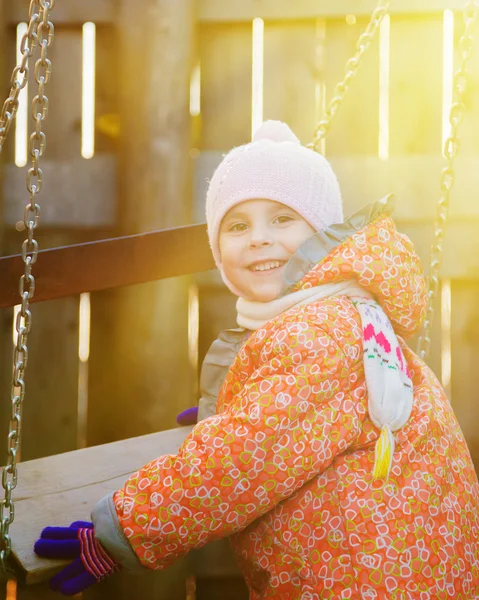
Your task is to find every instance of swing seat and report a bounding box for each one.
[10,426,241,585]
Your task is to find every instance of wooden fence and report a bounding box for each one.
[0,0,479,597]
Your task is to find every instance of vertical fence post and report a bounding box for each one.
[88,0,196,442]
[86,1,196,594]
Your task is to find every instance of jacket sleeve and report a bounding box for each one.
[197,328,250,421]
[92,324,361,571]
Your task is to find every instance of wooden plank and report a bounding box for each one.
[390,16,443,155]
[200,23,252,149]
[0,224,214,309]
[8,0,115,25]
[13,427,192,498]
[435,223,479,281]
[36,30,82,159]
[20,293,80,461]
[87,277,194,446]
[95,26,119,155]
[330,155,479,220]
[4,156,116,227]
[87,0,196,449]
[193,151,224,222]
[10,426,192,584]
[198,0,471,22]
[263,21,319,145]
[324,16,380,155]
[450,281,479,470]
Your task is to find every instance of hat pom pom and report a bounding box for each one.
[252,120,300,144]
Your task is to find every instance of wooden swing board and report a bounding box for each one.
[10,426,193,585]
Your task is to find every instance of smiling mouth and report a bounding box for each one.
[248,260,286,273]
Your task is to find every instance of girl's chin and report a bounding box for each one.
[229,271,284,302]
[243,285,281,303]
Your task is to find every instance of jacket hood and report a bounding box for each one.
[280,195,428,339]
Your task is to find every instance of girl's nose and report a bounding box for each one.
[249,225,273,249]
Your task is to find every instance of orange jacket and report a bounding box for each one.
[93,199,479,599]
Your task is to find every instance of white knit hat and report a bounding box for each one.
[205,120,344,270]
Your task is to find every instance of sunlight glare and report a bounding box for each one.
[190,61,201,117]
[82,22,96,159]
[441,279,452,391]
[252,18,264,139]
[12,305,20,345]
[188,285,199,374]
[442,10,454,152]
[15,23,28,168]
[379,14,390,161]
[79,293,91,363]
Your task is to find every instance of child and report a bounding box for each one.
[35,121,479,599]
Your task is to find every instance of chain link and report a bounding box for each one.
[416,0,479,360]
[0,1,40,152]
[0,0,54,575]
[309,0,391,152]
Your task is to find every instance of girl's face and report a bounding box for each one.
[219,199,316,302]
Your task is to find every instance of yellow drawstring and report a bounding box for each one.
[373,424,394,480]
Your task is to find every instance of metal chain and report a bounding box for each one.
[309,0,391,152]
[0,1,42,152]
[417,0,479,360]
[0,0,55,575]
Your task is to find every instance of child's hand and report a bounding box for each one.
[176,406,198,426]
[34,521,120,595]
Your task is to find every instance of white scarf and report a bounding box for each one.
[236,281,414,480]
[237,280,371,330]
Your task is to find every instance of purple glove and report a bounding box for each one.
[176,406,198,426]
[34,521,120,596]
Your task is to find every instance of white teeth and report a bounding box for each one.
[252,261,282,272]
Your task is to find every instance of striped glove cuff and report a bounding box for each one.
[78,527,120,580]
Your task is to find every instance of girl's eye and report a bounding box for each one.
[229,222,248,232]
[275,215,294,224]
